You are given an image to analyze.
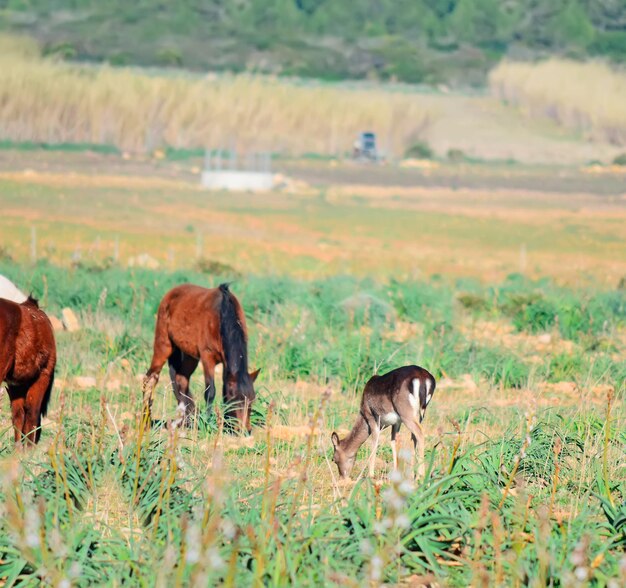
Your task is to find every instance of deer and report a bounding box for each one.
[331,365,436,480]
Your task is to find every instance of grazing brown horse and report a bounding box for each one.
[0,296,56,445]
[142,283,260,432]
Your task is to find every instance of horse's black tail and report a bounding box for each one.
[41,371,54,417]
[218,283,248,377]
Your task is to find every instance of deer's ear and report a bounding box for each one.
[331,432,339,448]
[249,368,261,382]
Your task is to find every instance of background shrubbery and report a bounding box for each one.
[0,0,624,84]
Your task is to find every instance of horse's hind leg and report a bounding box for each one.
[9,395,25,444]
[22,374,51,445]
[168,349,199,425]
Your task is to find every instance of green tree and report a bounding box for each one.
[552,0,595,48]
[450,0,514,47]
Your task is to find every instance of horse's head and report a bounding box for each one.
[224,368,261,433]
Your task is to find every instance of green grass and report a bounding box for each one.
[0,140,120,155]
[0,257,623,585]
[1,406,623,585]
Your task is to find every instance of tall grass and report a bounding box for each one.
[0,261,623,584]
[490,59,626,146]
[0,36,432,156]
[1,409,624,585]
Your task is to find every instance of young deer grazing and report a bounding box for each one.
[331,365,436,480]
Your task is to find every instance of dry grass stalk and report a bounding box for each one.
[490,59,626,146]
[0,36,433,156]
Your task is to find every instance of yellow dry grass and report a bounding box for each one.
[490,59,626,147]
[0,36,433,156]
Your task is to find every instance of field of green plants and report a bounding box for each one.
[0,257,624,585]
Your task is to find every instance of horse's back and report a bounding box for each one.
[160,283,221,316]
[0,298,56,383]
[17,301,56,364]
[156,284,223,357]
[0,298,22,340]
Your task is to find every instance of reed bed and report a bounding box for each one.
[0,39,432,156]
[490,59,626,146]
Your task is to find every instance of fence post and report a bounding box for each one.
[196,233,203,259]
[30,226,37,263]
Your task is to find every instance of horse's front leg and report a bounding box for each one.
[200,353,217,411]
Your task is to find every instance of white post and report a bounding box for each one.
[196,233,203,259]
[30,226,37,263]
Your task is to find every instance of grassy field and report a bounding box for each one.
[0,155,624,585]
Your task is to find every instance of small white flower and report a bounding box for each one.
[395,514,410,529]
[69,562,82,578]
[388,470,402,484]
[370,555,383,581]
[207,547,224,569]
[570,551,585,567]
[399,480,414,495]
[186,546,200,564]
[574,567,589,582]
[399,448,412,462]
[220,519,236,540]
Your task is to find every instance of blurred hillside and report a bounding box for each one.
[1,0,625,84]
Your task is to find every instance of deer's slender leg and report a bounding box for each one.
[369,425,381,478]
[390,422,401,470]
[402,418,425,479]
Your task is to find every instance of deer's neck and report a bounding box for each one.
[341,413,370,457]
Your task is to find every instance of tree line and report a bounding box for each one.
[0,0,624,83]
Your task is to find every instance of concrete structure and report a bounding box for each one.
[201,149,274,192]
[201,170,275,191]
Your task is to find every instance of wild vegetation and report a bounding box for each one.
[0,259,623,585]
[0,1,624,582]
[1,0,625,83]
[0,158,624,584]
[490,59,626,147]
[0,36,432,156]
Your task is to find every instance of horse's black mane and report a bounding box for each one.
[219,283,250,389]
[24,294,39,307]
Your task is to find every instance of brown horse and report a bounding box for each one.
[142,283,260,432]
[0,296,56,445]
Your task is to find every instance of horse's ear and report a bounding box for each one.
[249,368,261,382]
[331,432,339,448]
